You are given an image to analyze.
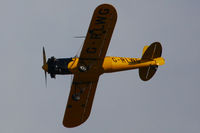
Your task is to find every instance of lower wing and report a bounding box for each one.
[63,74,99,127]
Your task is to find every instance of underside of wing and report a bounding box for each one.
[63,74,99,128]
[78,4,117,74]
[63,4,117,128]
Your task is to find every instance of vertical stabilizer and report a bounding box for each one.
[142,45,149,56]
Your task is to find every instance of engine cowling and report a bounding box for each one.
[47,57,73,78]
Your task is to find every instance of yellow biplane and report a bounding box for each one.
[42,4,165,128]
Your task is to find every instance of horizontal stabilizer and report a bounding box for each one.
[142,42,162,59]
[139,42,163,81]
[139,66,157,81]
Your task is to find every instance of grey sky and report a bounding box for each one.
[0,0,200,133]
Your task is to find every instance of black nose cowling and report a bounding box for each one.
[47,57,73,78]
[47,56,56,78]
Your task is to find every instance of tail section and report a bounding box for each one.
[142,42,162,59]
[139,42,165,81]
[142,45,149,56]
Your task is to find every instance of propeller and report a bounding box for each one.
[42,47,48,87]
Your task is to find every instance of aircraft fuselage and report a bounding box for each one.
[45,56,164,78]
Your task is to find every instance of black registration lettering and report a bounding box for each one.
[98,8,109,15]
[112,58,117,63]
[130,58,135,63]
[125,58,131,63]
[95,16,106,24]
[120,58,126,63]
[90,31,102,39]
[86,48,97,53]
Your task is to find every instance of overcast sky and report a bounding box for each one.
[0,0,200,133]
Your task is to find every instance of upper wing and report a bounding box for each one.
[63,4,117,128]
[63,74,99,128]
[78,4,117,73]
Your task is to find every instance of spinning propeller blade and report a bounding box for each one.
[44,69,47,87]
[42,47,48,87]
[43,47,46,65]
[74,36,85,38]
